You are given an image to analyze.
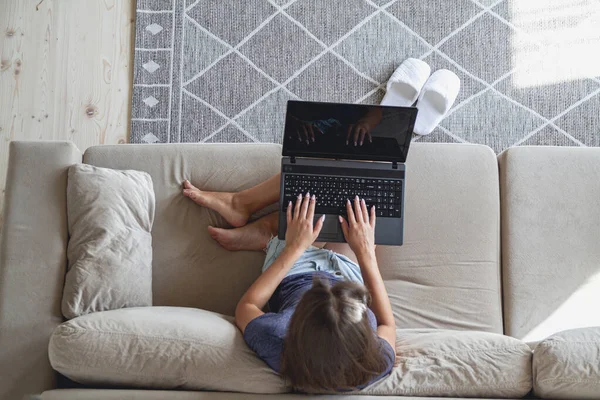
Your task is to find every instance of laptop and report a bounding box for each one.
[277,100,417,246]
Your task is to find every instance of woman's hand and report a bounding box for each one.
[285,192,325,252]
[339,196,376,259]
[346,121,373,146]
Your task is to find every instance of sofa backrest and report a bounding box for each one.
[84,142,504,333]
[498,146,600,343]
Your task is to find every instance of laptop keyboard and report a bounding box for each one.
[283,174,402,218]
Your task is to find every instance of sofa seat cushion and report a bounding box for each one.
[376,143,502,333]
[362,329,532,398]
[48,307,288,394]
[498,146,600,342]
[533,327,600,399]
[49,309,531,397]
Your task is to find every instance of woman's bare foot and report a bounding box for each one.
[182,180,250,227]
[207,216,274,251]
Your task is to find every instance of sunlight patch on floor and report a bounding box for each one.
[509,0,600,88]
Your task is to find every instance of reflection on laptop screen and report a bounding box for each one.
[282,100,417,163]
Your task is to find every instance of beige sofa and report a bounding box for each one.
[1,141,599,400]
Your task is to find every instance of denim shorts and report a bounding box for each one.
[262,237,364,284]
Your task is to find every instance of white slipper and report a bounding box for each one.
[381,58,431,107]
[413,69,460,136]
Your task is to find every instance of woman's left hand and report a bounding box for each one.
[285,193,324,252]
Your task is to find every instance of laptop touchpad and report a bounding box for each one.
[316,215,339,236]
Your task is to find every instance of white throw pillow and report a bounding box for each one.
[533,327,600,399]
[48,307,289,393]
[62,164,155,319]
[361,329,532,398]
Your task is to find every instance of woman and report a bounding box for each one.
[182,174,396,392]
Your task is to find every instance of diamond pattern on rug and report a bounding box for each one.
[415,127,462,144]
[386,0,482,46]
[440,13,516,83]
[239,13,324,82]
[334,12,429,82]
[131,0,600,152]
[286,0,376,45]
[204,125,254,143]
[520,126,580,147]
[495,76,600,119]
[179,93,227,143]
[554,92,600,146]
[181,17,229,83]
[360,89,386,105]
[132,86,170,119]
[136,11,172,49]
[236,89,299,143]
[185,53,276,117]
[441,90,546,153]
[286,52,376,102]
[187,0,276,46]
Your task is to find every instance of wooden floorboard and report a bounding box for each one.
[0,0,135,229]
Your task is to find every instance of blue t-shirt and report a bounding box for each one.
[243,271,395,389]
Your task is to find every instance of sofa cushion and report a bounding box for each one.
[84,143,503,333]
[48,307,288,393]
[40,389,514,400]
[498,147,600,342]
[83,144,281,316]
[49,308,531,397]
[533,327,600,399]
[62,164,155,319]
[376,143,502,332]
[362,329,532,398]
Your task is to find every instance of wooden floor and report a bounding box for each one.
[0,0,135,227]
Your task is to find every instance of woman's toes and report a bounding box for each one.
[207,225,220,237]
[183,180,197,190]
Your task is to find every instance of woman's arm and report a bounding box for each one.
[235,246,303,332]
[339,197,396,355]
[356,251,396,355]
[235,193,325,333]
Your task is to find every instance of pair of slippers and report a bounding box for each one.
[381,58,460,136]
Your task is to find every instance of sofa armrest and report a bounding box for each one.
[0,141,81,400]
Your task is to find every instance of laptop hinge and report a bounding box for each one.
[392,161,398,170]
[290,156,296,164]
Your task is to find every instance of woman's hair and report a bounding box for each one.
[280,277,389,392]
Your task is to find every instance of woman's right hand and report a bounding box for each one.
[339,196,376,260]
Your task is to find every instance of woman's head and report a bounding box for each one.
[280,277,389,392]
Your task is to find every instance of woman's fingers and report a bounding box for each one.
[370,204,376,227]
[338,215,349,239]
[300,192,311,218]
[313,214,325,236]
[307,194,316,220]
[301,125,309,144]
[353,127,360,146]
[294,193,302,218]
[307,125,315,143]
[346,199,356,224]
[346,125,354,145]
[286,201,292,224]
[360,198,369,221]
[354,196,363,223]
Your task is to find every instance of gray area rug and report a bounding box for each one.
[131,0,600,153]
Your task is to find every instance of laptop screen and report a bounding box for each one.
[282,100,417,163]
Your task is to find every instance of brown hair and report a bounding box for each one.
[280,277,388,393]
